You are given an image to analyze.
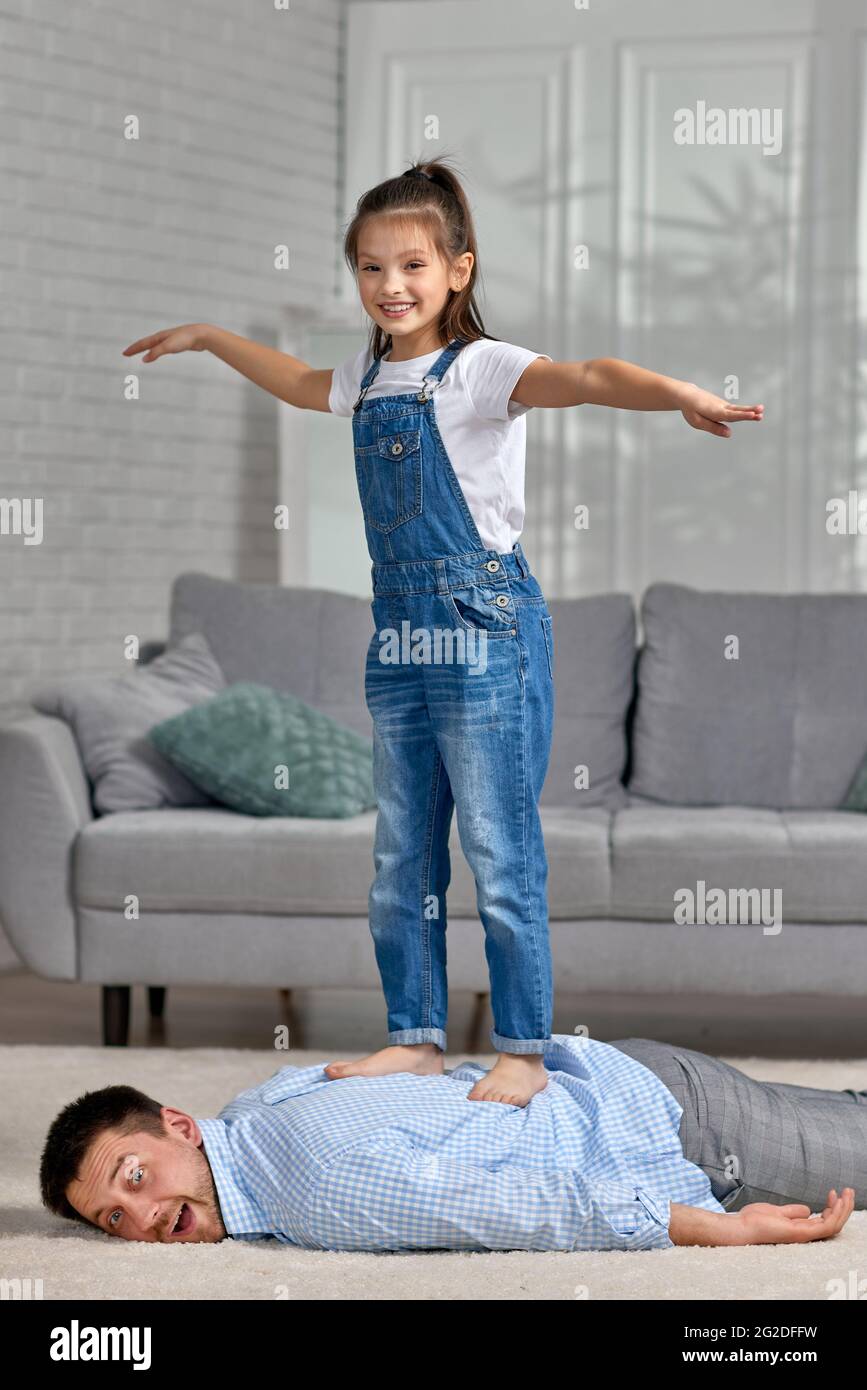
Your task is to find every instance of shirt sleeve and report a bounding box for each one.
[299,1141,673,1252]
[328,346,370,417]
[465,341,553,422]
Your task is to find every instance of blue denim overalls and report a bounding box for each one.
[352,336,555,1053]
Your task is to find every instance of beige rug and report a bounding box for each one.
[3,1045,865,1301]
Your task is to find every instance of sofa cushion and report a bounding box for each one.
[169,574,637,811]
[628,583,867,808]
[73,805,613,920]
[610,804,867,922]
[168,572,374,739]
[149,681,376,819]
[541,594,635,809]
[29,632,226,813]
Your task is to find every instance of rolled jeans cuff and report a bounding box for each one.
[490,1029,550,1055]
[388,1027,446,1051]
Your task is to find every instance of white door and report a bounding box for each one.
[339,0,867,598]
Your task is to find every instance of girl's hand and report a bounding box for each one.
[122,324,210,362]
[680,383,764,437]
[728,1187,854,1245]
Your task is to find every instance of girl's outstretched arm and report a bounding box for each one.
[122,323,334,413]
[510,357,763,438]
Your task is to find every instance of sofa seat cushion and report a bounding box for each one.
[74,805,613,919]
[537,807,613,917]
[610,804,867,922]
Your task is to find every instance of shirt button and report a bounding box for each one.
[495,594,510,608]
[390,441,403,455]
[485,559,500,572]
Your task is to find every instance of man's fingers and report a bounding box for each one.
[794,1188,853,1240]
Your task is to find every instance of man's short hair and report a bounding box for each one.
[40,1085,166,1226]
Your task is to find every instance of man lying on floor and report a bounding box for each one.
[39,1034,860,1251]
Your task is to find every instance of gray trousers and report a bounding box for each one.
[609,1038,867,1212]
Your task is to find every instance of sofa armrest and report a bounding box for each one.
[0,712,94,978]
[138,640,167,665]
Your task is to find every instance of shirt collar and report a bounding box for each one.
[197,1117,276,1240]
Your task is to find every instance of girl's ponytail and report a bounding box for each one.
[342,153,493,361]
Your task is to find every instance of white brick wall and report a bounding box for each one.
[0,0,343,717]
[0,0,344,968]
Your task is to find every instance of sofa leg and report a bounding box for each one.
[278,989,303,1049]
[102,986,131,1046]
[147,986,166,1020]
[467,991,488,1053]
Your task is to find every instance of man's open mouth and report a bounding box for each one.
[168,1202,195,1237]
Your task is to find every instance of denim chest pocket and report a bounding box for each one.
[354,429,423,532]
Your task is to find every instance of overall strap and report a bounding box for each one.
[352,350,384,412]
[352,336,468,412]
[425,336,468,384]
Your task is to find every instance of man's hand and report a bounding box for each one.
[731,1188,855,1245]
[679,382,764,437]
[670,1187,855,1246]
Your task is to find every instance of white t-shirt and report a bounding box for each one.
[328,337,551,553]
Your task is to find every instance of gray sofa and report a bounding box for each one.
[2,571,867,1047]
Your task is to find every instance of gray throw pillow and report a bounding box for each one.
[30,631,226,813]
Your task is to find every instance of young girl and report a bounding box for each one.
[124,157,762,1107]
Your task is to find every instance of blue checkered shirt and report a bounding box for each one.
[197,1035,726,1252]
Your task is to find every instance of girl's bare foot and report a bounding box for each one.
[324,1042,444,1081]
[467,1052,549,1106]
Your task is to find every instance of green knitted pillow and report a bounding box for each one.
[147,681,376,818]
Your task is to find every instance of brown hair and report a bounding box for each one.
[342,152,496,362]
[40,1084,166,1227]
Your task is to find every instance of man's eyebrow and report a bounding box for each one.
[91,1152,127,1229]
[357,248,429,260]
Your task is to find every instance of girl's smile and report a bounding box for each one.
[380,301,417,317]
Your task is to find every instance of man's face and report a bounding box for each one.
[66,1109,227,1242]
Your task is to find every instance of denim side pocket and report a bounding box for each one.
[446,586,516,638]
[541,614,554,679]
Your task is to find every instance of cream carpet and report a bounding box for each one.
[3,1045,866,1301]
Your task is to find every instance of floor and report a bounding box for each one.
[4,1037,866,1301]
[5,967,867,1299]
[2,967,867,1056]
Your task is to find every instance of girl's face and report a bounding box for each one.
[355,216,472,357]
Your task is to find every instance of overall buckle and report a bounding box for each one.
[416,373,439,403]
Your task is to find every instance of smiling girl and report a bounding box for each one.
[123,156,762,1106]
